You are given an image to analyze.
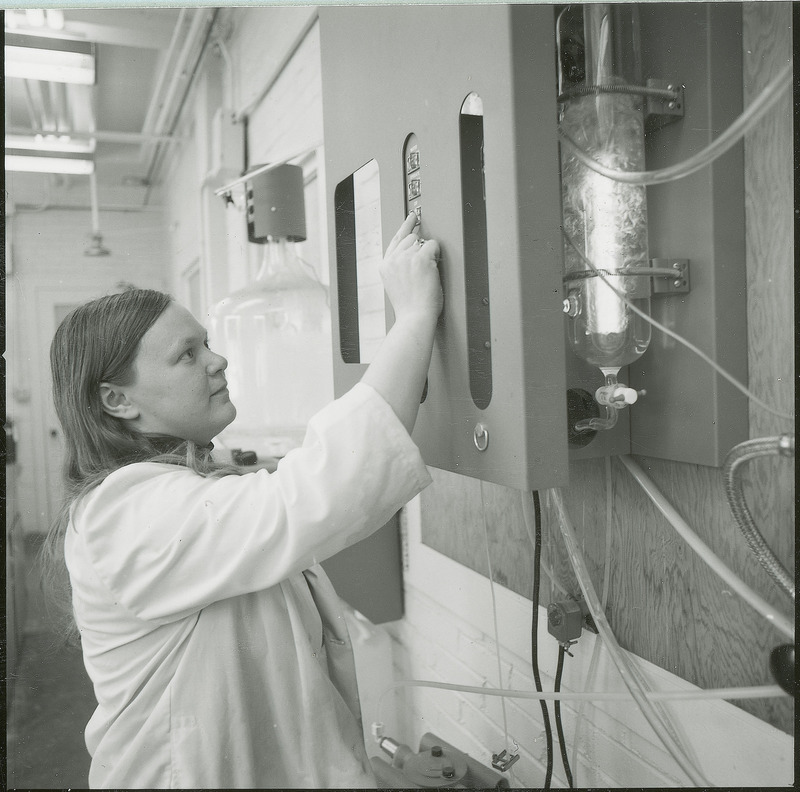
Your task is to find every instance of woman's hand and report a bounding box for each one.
[380,213,443,326]
[360,214,443,435]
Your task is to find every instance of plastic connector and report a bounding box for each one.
[596,382,638,407]
[547,596,598,644]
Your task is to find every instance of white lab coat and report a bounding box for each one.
[65,383,432,789]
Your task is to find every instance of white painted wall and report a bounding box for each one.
[6,207,169,533]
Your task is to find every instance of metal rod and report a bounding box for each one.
[212,142,323,197]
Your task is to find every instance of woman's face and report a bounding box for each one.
[117,302,237,445]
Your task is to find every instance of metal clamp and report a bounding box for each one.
[491,749,520,773]
[646,78,685,130]
[651,258,690,295]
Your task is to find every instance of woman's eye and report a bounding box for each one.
[181,348,194,360]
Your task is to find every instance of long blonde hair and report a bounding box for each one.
[44,288,241,641]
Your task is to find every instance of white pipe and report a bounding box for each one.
[150,10,211,138]
[140,8,190,139]
[89,171,101,236]
[379,678,787,705]
[236,10,319,121]
[5,126,183,145]
[549,488,710,787]
[618,456,794,640]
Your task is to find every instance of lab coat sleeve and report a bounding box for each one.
[74,383,432,624]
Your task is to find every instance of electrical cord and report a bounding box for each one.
[530,490,554,789]
[554,644,574,788]
[562,230,794,423]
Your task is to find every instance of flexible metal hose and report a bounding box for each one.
[557,82,678,104]
[723,435,795,601]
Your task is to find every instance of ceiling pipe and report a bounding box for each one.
[138,9,191,149]
[139,8,215,168]
[142,8,218,203]
[5,125,184,145]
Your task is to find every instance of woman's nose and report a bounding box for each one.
[206,350,228,374]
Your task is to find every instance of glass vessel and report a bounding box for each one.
[209,238,334,458]
[559,3,652,373]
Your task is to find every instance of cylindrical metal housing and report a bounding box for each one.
[246,163,306,243]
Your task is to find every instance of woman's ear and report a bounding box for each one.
[99,383,140,421]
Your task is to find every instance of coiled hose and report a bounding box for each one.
[722,435,795,602]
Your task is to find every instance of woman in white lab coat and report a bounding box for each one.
[45,213,441,789]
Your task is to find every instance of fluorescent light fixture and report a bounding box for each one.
[6,149,95,175]
[5,33,96,85]
[5,133,96,154]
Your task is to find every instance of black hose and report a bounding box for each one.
[530,491,554,789]
[554,645,574,788]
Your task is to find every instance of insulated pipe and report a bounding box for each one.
[619,455,794,639]
[722,435,795,601]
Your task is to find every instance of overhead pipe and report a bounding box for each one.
[5,125,184,145]
[142,8,219,203]
[140,9,217,170]
[137,7,193,161]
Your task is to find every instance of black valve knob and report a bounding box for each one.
[770,644,795,696]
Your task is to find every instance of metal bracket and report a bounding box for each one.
[646,78,685,130]
[491,749,520,773]
[651,258,690,295]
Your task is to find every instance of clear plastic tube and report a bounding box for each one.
[549,488,710,787]
[558,63,791,186]
[562,230,794,423]
[570,459,615,786]
[619,455,794,640]
[479,480,516,775]
[378,678,787,706]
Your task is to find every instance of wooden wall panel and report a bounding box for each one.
[421,3,793,733]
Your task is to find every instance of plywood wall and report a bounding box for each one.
[421,2,794,733]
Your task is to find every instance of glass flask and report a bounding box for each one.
[209,238,334,458]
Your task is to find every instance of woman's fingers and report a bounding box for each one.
[386,212,419,255]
